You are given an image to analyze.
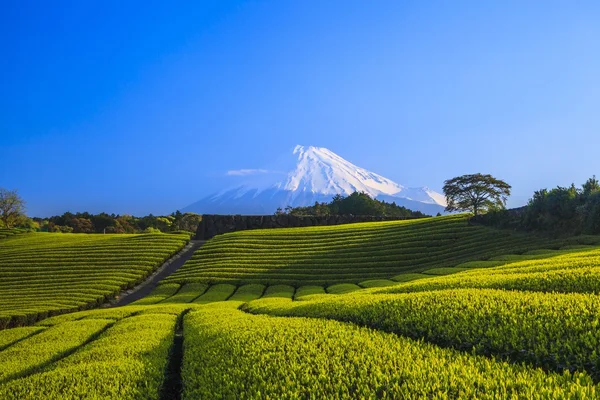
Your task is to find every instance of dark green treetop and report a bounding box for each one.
[443,174,511,216]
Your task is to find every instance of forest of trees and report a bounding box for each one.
[276,192,429,218]
[20,211,202,234]
[0,187,203,234]
[35,211,202,234]
[477,176,600,234]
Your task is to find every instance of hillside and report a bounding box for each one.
[164,214,594,286]
[1,217,600,397]
[0,232,189,328]
[184,145,447,215]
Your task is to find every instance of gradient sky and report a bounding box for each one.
[2,1,599,217]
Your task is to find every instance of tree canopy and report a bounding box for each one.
[35,211,202,234]
[522,176,600,233]
[0,188,26,229]
[473,176,600,234]
[276,192,428,218]
[443,174,511,216]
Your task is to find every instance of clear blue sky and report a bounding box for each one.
[2,1,599,217]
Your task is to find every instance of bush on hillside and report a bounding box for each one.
[277,192,428,218]
[476,176,600,234]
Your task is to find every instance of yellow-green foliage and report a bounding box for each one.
[182,304,598,398]
[227,284,266,302]
[1,216,599,397]
[130,283,181,305]
[160,283,208,304]
[245,288,600,379]
[326,283,361,294]
[0,232,189,328]
[0,319,112,382]
[358,279,397,288]
[35,306,145,326]
[390,272,431,282]
[192,283,236,303]
[382,248,600,294]
[422,267,470,275]
[294,285,325,300]
[165,215,589,286]
[0,314,176,399]
[0,326,45,351]
[0,229,27,240]
[261,284,295,299]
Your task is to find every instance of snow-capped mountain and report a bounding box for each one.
[183,145,447,215]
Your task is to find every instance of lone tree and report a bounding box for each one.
[443,174,511,216]
[0,188,26,228]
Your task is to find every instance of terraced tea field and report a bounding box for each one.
[165,214,598,286]
[1,216,600,398]
[0,229,27,240]
[0,233,189,328]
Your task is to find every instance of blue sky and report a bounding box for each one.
[2,1,599,216]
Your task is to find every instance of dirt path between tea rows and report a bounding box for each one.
[108,240,205,307]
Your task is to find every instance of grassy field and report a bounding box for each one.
[0,232,189,328]
[1,216,600,397]
[163,214,599,286]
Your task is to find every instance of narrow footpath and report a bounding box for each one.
[109,240,205,307]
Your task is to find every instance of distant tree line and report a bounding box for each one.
[475,176,600,234]
[0,186,202,234]
[275,192,429,218]
[32,210,202,234]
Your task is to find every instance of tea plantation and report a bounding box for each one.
[0,232,190,328]
[164,214,597,286]
[1,216,600,398]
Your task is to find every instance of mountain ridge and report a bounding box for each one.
[183,145,446,215]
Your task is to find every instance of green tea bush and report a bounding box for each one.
[165,215,581,287]
[0,314,176,399]
[228,284,266,302]
[0,232,189,327]
[245,288,600,379]
[192,283,236,303]
[160,283,208,304]
[182,304,598,398]
[0,319,112,382]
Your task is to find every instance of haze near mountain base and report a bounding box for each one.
[183,146,446,215]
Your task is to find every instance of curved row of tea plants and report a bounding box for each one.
[0,229,28,240]
[0,307,184,399]
[245,286,600,379]
[0,232,189,329]
[165,214,595,286]
[182,303,598,398]
[1,296,596,398]
[379,247,600,295]
[128,243,600,308]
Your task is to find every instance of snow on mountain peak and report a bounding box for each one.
[183,145,447,215]
[282,145,405,199]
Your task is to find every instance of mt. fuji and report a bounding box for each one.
[183,146,447,215]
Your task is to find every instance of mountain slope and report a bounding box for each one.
[184,145,446,215]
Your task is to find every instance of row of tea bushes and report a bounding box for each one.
[0,232,189,328]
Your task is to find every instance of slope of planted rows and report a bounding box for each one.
[245,245,600,380]
[0,233,189,329]
[1,219,600,397]
[0,302,597,398]
[0,304,189,399]
[165,214,590,286]
[0,229,27,240]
